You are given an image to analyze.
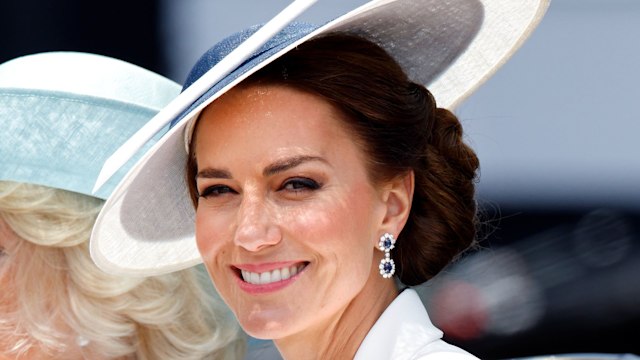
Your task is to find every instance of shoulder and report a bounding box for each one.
[355,289,479,360]
[409,340,479,360]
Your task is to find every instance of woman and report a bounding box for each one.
[90,0,549,358]
[187,35,476,359]
[0,52,243,359]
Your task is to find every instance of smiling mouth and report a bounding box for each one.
[239,263,308,285]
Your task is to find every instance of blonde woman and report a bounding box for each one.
[0,52,243,359]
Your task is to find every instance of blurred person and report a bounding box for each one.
[91,0,549,359]
[0,52,244,359]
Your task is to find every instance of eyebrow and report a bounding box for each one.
[263,155,326,177]
[196,155,326,180]
[197,168,232,179]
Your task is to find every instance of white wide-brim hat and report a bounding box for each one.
[91,0,550,276]
[0,52,180,199]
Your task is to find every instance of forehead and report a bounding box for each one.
[195,84,353,147]
[192,84,373,173]
[202,83,338,118]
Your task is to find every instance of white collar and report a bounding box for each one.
[354,288,444,360]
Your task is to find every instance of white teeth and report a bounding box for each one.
[281,267,290,280]
[260,272,271,284]
[250,272,259,284]
[271,269,282,282]
[241,264,305,285]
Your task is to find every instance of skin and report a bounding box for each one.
[0,218,15,290]
[193,84,414,359]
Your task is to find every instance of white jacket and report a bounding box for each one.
[354,289,479,360]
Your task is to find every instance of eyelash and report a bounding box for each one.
[199,185,236,199]
[281,177,321,192]
[198,177,321,199]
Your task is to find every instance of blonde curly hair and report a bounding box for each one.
[0,181,244,359]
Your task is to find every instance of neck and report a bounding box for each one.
[274,262,399,360]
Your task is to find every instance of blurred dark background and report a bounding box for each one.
[2,1,638,359]
[0,0,165,75]
[421,207,640,359]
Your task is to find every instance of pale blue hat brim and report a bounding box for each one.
[0,51,180,200]
[0,89,167,199]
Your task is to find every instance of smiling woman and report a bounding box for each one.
[90,0,549,359]
[191,83,402,346]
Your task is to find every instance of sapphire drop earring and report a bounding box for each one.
[378,232,396,279]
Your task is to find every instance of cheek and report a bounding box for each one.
[0,266,16,307]
[290,187,378,253]
[195,207,228,260]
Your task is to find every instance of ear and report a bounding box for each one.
[379,171,414,237]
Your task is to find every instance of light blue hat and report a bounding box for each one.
[0,52,180,199]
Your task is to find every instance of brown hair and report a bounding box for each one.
[187,33,479,286]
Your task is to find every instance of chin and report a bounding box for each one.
[238,310,299,340]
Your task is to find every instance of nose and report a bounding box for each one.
[233,193,281,252]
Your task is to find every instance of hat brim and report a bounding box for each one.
[0,90,166,199]
[91,0,549,276]
[0,52,180,200]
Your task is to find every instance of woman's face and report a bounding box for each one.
[193,84,396,339]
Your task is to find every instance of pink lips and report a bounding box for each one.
[234,261,308,294]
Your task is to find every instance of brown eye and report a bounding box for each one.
[281,177,320,191]
[199,185,237,198]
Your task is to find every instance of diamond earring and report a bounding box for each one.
[378,232,396,279]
